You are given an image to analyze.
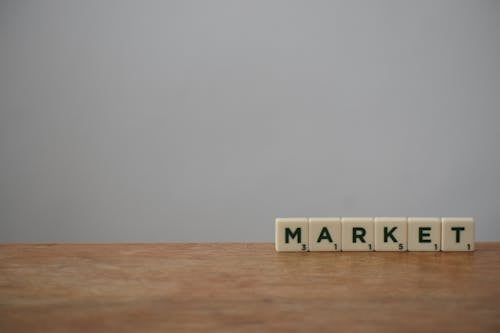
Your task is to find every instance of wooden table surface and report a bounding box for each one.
[1,243,499,332]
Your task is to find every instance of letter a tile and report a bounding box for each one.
[309,217,341,251]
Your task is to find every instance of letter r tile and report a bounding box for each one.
[341,217,374,251]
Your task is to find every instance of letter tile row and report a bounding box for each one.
[275,217,475,252]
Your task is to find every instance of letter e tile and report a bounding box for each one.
[408,217,441,251]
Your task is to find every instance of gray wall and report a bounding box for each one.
[1,0,499,242]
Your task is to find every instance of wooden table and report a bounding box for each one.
[1,243,499,332]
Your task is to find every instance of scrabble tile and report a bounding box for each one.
[309,217,341,251]
[341,217,374,251]
[441,217,475,251]
[374,217,408,251]
[275,218,309,252]
[408,217,441,251]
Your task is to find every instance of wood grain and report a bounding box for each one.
[1,243,499,332]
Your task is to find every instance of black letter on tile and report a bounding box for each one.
[317,227,333,243]
[384,226,398,243]
[352,227,366,243]
[285,227,301,243]
[451,227,465,243]
[419,227,431,243]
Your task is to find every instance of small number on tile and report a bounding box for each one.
[434,244,438,250]
[398,243,404,251]
[467,244,471,250]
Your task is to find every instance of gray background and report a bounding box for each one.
[1,0,499,242]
